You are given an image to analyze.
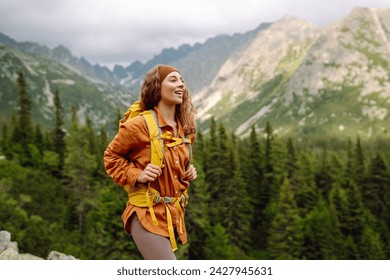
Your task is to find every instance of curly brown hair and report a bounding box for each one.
[140,65,197,135]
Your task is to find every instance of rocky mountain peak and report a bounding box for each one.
[285,6,390,103]
[192,7,390,138]
[194,15,320,123]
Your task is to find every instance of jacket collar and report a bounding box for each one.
[153,106,184,137]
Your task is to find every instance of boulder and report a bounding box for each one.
[47,251,77,260]
[0,248,44,260]
[0,230,77,260]
[0,231,11,252]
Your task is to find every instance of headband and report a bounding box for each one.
[158,65,178,83]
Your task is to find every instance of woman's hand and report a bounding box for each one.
[183,164,197,181]
[137,163,162,183]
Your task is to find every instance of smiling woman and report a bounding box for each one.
[104,64,197,260]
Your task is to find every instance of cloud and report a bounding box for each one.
[0,0,389,68]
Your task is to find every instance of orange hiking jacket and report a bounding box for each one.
[104,106,195,245]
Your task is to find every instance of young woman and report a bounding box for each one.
[104,65,197,260]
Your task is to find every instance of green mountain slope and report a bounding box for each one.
[0,44,135,131]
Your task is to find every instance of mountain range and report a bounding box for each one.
[1,7,389,138]
[194,7,390,138]
[0,41,133,132]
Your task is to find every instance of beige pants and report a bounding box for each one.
[130,214,176,260]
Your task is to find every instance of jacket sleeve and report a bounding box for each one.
[103,119,144,188]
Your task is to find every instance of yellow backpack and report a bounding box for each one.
[119,100,191,251]
[119,100,192,167]
[120,100,165,166]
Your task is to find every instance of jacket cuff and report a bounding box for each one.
[126,168,143,189]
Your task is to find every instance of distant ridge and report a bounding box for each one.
[1,7,390,138]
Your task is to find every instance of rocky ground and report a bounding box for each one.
[0,230,77,260]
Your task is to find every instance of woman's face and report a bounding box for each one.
[159,71,185,107]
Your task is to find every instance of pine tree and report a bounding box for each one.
[302,198,343,259]
[33,123,45,154]
[262,121,280,201]
[193,129,206,167]
[213,122,230,222]
[1,123,13,159]
[244,125,264,249]
[264,121,273,177]
[363,153,390,224]
[363,152,390,257]
[344,181,364,237]
[12,71,33,166]
[247,125,263,192]
[329,152,346,187]
[112,106,122,135]
[204,223,234,260]
[329,182,359,259]
[0,124,4,156]
[222,133,253,252]
[98,126,109,153]
[256,121,278,250]
[85,115,97,154]
[295,152,320,214]
[186,159,210,260]
[204,117,217,176]
[286,137,298,184]
[315,149,333,201]
[329,182,349,235]
[82,180,139,260]
[345,180,384,259]
[359,224,385,259]
[354,137,365,186]
[63,105,98,235]
[28,123,45,167]
[53,89,66,176]
[95,126,109,178]
[345,139,354,181]
[268,178,303,259]
[205,119,227,224]
[16,71,32,137]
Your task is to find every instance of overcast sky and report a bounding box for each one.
[0,0,389,69]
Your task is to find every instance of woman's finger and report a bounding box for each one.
[146,164,162,175]
[184,165,197,181]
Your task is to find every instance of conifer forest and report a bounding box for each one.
[1,72,390,260]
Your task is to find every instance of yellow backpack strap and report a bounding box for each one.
[141,110,164,167]
[184,134,192,170]
[128,186,160,226]
[128,186,188,252]
[139,110,164,228]
[165,204,177,250]
[160,131,192,170]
